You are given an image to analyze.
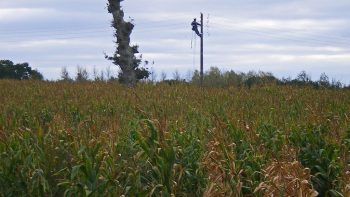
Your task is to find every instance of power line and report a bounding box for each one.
[3,16,348,53]
[210,22,350,48]
[0,34,110,44]
[0,23,188,43]
[209,15,350,42]
[209,20,350,45]
[0,22,187,36]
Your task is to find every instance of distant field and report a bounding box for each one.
[0,80,349,196]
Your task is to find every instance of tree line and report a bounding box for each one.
[58,65,350,90]
[1,59,348,89]
[190,67,346,89]
[0,60,43,80]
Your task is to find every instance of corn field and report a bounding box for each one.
[0,80,349,196]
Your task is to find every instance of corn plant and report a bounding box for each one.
[0,80,349,196]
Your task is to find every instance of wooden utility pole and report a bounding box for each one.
[191,13,204,85]
[200,13,204,86]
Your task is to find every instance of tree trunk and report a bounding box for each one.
[107,0,138,87]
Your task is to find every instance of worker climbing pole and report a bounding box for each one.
[191,13,204,85]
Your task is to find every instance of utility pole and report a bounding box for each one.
[191,13,204,85]
[200,13,204,86]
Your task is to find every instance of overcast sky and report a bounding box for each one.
[1,0,350,83]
